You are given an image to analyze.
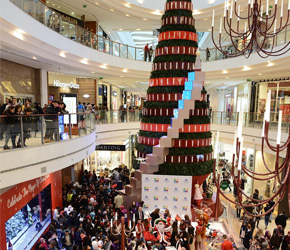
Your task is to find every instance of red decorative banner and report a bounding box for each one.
[149,77,187,87]
[153,61,195,71]
[143,108,208,117]
[162,16,195,26]
[138,136,160,146]
[165,153,213,164]
[137,151,148,159]
[158,31,198,42]
[140,123,211,133]
[165,1,193,11]
[155,46,197,57]
[201,93,207,101]
[141,123,171,132]
[143,108,175,116]
[146,93,182,102]
[138,136,211,148]
[180,124,211,133]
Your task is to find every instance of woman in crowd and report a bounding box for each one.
[3,105,16,149]
[150,208,160,226]
[164,209,171,220]
[243,224,253,250]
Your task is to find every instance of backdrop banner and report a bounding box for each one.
[142,174,192,218]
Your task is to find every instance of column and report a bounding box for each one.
[40,69,48,106]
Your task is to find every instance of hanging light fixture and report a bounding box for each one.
[211,0,290,58]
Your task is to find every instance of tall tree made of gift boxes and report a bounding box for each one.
[125,0,213,201]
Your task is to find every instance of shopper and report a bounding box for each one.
[243,224,253,250]
[275,211,288,229]
[44,101,59,142]
[264,203,271,229]
[150,208,160,226]
[270,229,283,250]
[144,44,149,61]
[221,234,233,250]
[281,231,290,250]
[206,47,210,61]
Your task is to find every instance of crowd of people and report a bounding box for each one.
[0,98,97,149]
[33,168,224,250]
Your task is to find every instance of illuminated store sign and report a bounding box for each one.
[96,144,126,151]
[53,80,80,89]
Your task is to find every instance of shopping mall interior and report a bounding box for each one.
[1,0,290,249]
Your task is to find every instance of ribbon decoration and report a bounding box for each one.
[146,93,182,102]
[153,61,196,71]
[162,16,195,26]
[143,108,209,117]
[158,31,198,42]
[155,46,197,57]
[138,136,212,148]
[140,123,211,133]
[165,1,193,11]
[149,77,187,87]
[164,153,213,164]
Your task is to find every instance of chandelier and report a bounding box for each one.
[213,91,290,219]
[211,0,290,58]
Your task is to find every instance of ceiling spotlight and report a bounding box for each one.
[59,51,66,57]
[126,14,130,17]
[258,73,262,76]
[12,31,24,40]
[71,12,74,14]
[137,0,144,4]
[32,56,37,60]
[122,68,128,73]
[100,64,108,69]
[81,58,88,64]
[208,0,216,4]
[152,10,161,15]
[242,66,251,71]
[267,62,274,67]
[120,76,124,78]
[143,18,147,20]
[119,28,123,31]
[136,28,141,31]
[110,9,114,12]
[222,70,228,74]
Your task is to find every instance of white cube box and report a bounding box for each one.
[140,163,159,174]
[146,154,163,165]
[167,127,180,138]
[160,136,174,147]
[171,118,184,129]
[153,145,169,157]
[193,71,206,82]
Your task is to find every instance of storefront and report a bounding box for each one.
[83,135,136,174]
[98,82,110,109]
[48,72,97,108]
[0,59,41,105]
[256,81,290,121]
[111,86,122,111]
[0,171,62,250]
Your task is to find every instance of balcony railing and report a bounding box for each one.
[0,112,96,151]
[10,0,148,61]
[1,110,288,151]
[10,0,290,63]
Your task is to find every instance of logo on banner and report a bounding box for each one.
[173,206,178,210]
[154,187,160,191]
[174,178,179,183]
[144,196,149,200]
[164,178,170,183]
[144,177,150,182]
[174,188,179,192]
[183,188,189,193]
[143,205,149,209]
[163,196,169,201]
[182,206,188,211]
[154,196,159,201]
[154,178,159,183]
[154,205,158,208]
[163,187,169,192]
[183,178,189,183]
[144,187,149,191]
[163,205,168,209]
[183,197,188,202]
[173,197,178,202]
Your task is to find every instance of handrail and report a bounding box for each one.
[1,110,287,151]
[10,0,290,63]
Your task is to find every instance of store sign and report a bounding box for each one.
[96,144,126,151]
[53,80,80,89]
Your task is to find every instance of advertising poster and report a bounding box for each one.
[142,174,192,219]
[63,95,77,124]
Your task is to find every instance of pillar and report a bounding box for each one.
[40,69,48,106]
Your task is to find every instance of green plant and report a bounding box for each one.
[158,160,214,176]
[151,70,190,79]
[144,101,179,109]
[156,40,198,49]
[162,10,192,19]
[153,54,196,63]
[159,24,196,33]
[147,86,184,94]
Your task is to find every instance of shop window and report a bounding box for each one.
[5,185,52,250]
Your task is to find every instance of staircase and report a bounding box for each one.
[125,71,205,201]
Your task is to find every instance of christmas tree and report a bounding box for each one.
[136,0,213,179]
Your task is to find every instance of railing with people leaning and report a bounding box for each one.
[10,0,290,62]
[1,110,288,151]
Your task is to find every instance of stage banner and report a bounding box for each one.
[142,174,192,218]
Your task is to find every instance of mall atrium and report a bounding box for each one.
[1,0,290,249]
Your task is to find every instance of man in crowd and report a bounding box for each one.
[221,234,233,250]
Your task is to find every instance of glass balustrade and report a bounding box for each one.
[10,0,290,62]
